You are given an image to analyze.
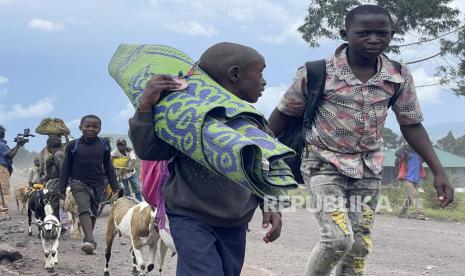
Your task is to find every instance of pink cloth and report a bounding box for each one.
[140,160,169,230]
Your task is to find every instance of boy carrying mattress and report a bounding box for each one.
[129,42,282,276]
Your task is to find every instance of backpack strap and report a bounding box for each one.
[303,59,326,129]
[388,60,402,108]
[70,137,109,156]
[98,137,109,152]
[71,138,80,155]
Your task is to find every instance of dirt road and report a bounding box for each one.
[1,182,465,275]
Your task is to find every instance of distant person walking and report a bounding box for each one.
[396,140,427,220]
[28,156,42,188]
[110,138,142,201]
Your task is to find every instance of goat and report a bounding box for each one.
[35,204,62,271]
[104,197,176,276]
[62,187,81,239]
[15,186,32,214]
[28,189,50,237]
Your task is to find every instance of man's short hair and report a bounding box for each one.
[47,136,62,149]
[198,42,261,83]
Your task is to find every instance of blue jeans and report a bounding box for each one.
[122,174,142,202]
[167,210,247,276]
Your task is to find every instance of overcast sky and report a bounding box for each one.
[1,0,465,151]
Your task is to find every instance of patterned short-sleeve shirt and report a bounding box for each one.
[278,45,423,179]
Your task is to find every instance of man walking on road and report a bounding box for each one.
[110,138,142,201]
[396,140,427,220]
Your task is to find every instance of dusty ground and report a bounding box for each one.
[1,178,465,276]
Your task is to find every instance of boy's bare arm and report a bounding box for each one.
[267,107,291,136]
[400,123,454,207]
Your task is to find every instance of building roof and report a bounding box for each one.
[384,148,465,168]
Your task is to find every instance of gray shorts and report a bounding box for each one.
[69,179,105,217]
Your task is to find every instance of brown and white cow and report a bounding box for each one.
[15,186,32,214]
[104,197,176,276]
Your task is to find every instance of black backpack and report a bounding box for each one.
[277,59,402,183]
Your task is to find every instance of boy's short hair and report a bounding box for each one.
[80,114,101,126]
[345,4,393,29]
[198,42,260,83]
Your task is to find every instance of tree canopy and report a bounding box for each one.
[436,131,465,157]
[382,127,401,149]
[298,0,465,96]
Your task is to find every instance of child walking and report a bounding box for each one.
[129,42,282,276]
[269,5,454,275]
[58,115,119,254]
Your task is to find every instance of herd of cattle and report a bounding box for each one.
[13,184,176,275]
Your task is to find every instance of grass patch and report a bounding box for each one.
[380,178,465,223]
[289,181,465,223]
[422,206,465,223]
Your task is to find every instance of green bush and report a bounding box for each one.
[380,179,465,223]
[379,183,405,213]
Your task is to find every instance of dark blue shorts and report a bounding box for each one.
[167,211,247,276]
[69,179,105,217]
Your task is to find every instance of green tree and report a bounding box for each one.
[436,131,456,152]
[382,127,400,149]
[298,0,465,95]
[452,135,465,157]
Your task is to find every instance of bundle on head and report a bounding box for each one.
[36,118,70,136]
